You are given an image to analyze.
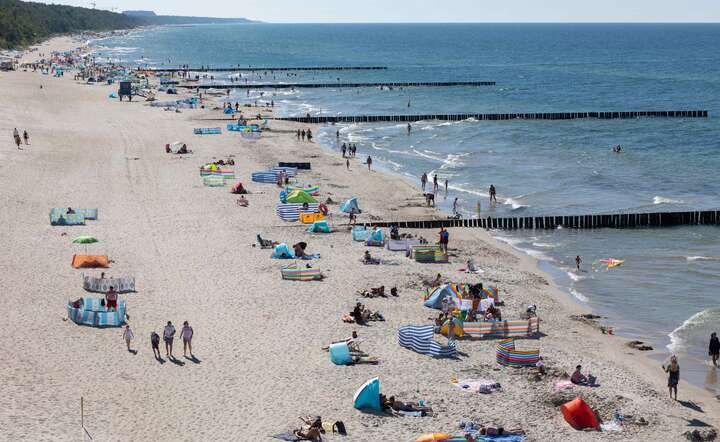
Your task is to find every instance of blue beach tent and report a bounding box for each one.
[353,378,381,412]
[340,197,361,214]
[329,342,353,365]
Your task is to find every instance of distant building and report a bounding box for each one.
[0,57,15,71]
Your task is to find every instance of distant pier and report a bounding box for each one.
[180,81,496,89]
[368,210,720,230]
[142,66,388,72]
[278,110,708,123]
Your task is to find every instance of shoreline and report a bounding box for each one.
[2,36,718,441]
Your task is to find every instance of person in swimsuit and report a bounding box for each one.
[710,332,720,367]
[105,286,118,311]
[150,331,161,360]
[664,355,680,400]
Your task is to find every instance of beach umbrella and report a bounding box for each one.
[72,235,98,254]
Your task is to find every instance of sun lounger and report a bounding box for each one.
[495,338,540,367]
[82,276,135,293]
[463,318,540,339]
[398,324,457,358]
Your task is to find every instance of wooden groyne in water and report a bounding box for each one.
[279,110,708,124]
[182,81,496,89]
[141,66,388,72]
[367,210,720,230]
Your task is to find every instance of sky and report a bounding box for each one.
[39,0,720,23]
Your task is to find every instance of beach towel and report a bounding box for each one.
[194,127,222,135]
[279,162,311,170]
[276,203,320,222]
[72,255,109,269]
[452,379,502,394]
[398,325,457,358]
[227,123,260,132]
[83,276,135,293]
[271,433,302,442]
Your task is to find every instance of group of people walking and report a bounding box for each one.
[296,129,313,142]
[12,128,29,149]
[341,142,357,158]
[122,320,195,361]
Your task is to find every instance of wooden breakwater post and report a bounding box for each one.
[182,81,496,89]
[142,66,389,73]
[278,110,708,124]
[365,210,720,231]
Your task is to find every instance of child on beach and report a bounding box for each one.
[663,356,680,400]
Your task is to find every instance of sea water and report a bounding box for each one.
[96,23,720,393]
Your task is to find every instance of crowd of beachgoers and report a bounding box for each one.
[1,36,719,441]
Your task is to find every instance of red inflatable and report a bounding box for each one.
[561,397,599,430]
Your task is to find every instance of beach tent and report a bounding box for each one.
[353,378,381,412]
[285,189,317,204]
[561,397,599,430]
[398,324,457,358]
[366,228,384,246]
[329,342,353,365]
[286,184,320,196]
[72,255,109,269]
[340,197,361,214]
[308,220,331,233]
[495,338,540,367]
[272,243,295,259]
[423,284,467,309]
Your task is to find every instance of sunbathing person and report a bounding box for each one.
[381,395,433,416]
[466,259,479,273]
[294,416,324,441]
[69,298,84,309]
[293,242,308,258]
[66,207,75,214]
[236,195,249,207]
[178,144,188,154]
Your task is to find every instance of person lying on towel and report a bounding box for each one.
[380,395,433,416]
[293,416,324,441]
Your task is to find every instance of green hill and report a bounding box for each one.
[0,0,142,49]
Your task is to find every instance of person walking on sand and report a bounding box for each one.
[342,143,347,158]
[438,227,449,254]
[433,174,439,193]
[306,129,313,142]
[122,325,134,352]
[150,331,161,360]
[23,130,29,145]
[575,255,582,271]
[663,355,680,400]
[489,185,497,203]
[296,129,301,140]
[164,321,176,358]
[180,321,194,358]
[301,130,306,141]
[421,172,427,192]
[452,197,459,216]
[710,332,720,367]
[367,156,372,171]
[346,158,350,170]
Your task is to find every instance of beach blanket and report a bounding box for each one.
[203,176,226,187]
[463,318,540,339]
[83,276,135,293]
[386,239,421,251]
[194,127,222,135]
[495,339,540,367]
[398,325,457,358]
[276,203,320,222]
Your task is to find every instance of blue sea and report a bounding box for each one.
[94,23,720,393]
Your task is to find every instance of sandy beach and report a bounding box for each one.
[1,37,719,441]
